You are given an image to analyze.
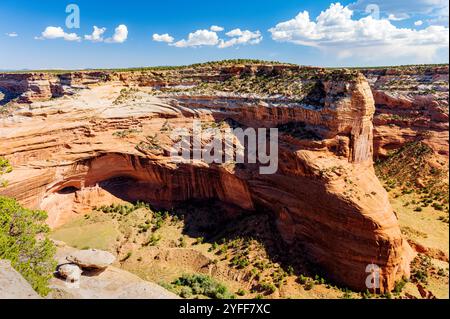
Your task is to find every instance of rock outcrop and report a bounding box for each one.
[51,246,179,299]
[0,260,40,299]
[0,63,414,292]
[57,264,82,283]
[66,249,116,269]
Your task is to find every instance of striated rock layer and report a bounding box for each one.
[361,65,449,159]
[0,64,413,292]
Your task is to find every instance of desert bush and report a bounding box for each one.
[195,237,204,245]
[120,251,133,262]
[172,274,234,299]
[178,236,187,248]
[0,157,12,188]
[286,265,295,276]
[236,288,246,296]
[298,274,309,284]
[259,282,277,294]
[304,280,315,291]
[0,157,12,175]
[230,255,250,269]
[144,234,161,247]
[112,129,141,138]
[393,278,408,294]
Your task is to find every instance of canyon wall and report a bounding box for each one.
[361,65,449,159]
[0,63,421,291]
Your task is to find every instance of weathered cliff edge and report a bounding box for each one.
[0,64,414,292]
[361,65,449,159]
[0,260,41,299]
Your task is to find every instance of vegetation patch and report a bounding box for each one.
[0,196,56,296]
[0,157,12,188]
[375,141,449,213]
[170,273,235,299]
[113,129,141,138]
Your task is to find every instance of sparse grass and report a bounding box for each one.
[112,129,141,138]
[113,87,140,105]
[376,141,449,209]
[135,134,162,153]
[51,220,119,251]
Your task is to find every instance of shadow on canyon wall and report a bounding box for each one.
[91,175,331,287]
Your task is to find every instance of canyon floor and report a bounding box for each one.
[0,61,448,299]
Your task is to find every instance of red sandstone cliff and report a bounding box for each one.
[0,63,415,291]
[361,65,449,159]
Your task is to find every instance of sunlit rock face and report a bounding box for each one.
[0,63,414,291]
[361,65,449,160]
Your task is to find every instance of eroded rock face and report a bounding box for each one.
[0,64,413,291]
[361,66,449,159]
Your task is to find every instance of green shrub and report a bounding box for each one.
[260,282,277,294]
[195,237,204,245]
[412,270,428,283]
[304,280,315,291]
[208,242,219,252]
[172,274,234,299]
[298,274,309,284]
[432,203,444,211]
[393,278,408,294]
[143,234,161,247]
[112,129,141,138]
[361,289,373,299]
[0,157,13,188]
[120,251,132,262]
[236,288,246,296]
[0,196,56,296]
[230,255,250,269]
[178,236,187,248]
[180,286,192,298]
[341,288,353,299]
[286,265,295,276]
[0,157,12,175]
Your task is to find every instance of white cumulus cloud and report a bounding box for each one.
[159,27,263,48]
[6,32,18,37]
[85,26,107,42]
[210,25,224,32]
[219,29,263,48]
[35,26,81,41]
[269,2,449,61]
[172,29,219,47]
[415,20,424,26]
[349,0,448,26]
[105,24,128,43]
[387,13,409,21]
[153,33,174,43]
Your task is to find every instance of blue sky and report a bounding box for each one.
[0,0,448,70]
